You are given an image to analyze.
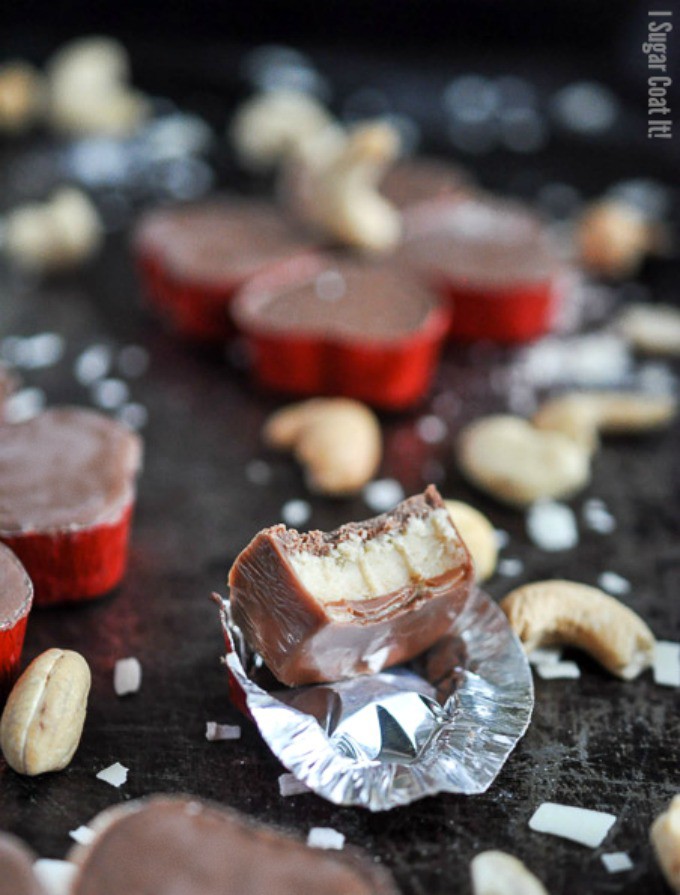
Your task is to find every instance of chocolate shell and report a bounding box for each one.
[69,796,398,895]
[0,834,44,895]
[229,485,474,686]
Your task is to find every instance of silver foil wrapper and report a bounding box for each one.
[217,587,534,811]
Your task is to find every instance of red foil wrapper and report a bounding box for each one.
[0,544,33,699]
[1,503,134,607]
[232,257,450,410]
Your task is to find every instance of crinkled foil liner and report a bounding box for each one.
[218,588,534,811]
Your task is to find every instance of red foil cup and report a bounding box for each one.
[0,545,33,699]
[434,274,562,344]
[1,502,135,607]
[232,257,451,411]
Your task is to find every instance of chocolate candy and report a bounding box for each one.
[231,255,450,410]
[133,199,317,341]
[0,543,33,696]
[0,834,43,895]
[69,796,398,895]
[0,407,142,604]
[229,485,473,686]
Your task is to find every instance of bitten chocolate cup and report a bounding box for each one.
[68,796,398,895]
[0,543,33,698]
[0,408,142,605]
[229,485,474,686]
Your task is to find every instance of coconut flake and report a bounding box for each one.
[4,387,46,423]
[415,415,448,444]
[117,402,148,431]
[113,657,142,696]
[362,478,405,514]
[91,377,129,410]
[69,825,96,845]
[597,571,631,596]
[205,721,241,741]
[281,499,311,527]
[528,647,563,666]
[653,641,680,687]
[529,802,616,847]
[278,773,311,797]
[33,859,77,895]
[96,761,128,787]
[497,557,524,577]
[601,852,633,873]
[74,344,112,384]
[526,500,578,552]
[582,500,616,534]
[535,661,581,680]
[307,827,345,850]
[494,529,510,549]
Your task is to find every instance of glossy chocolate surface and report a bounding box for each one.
[0,834,43,895]
[229,486,473,686]
[70,797,397,895]
[0,408,142,533]
[232,257,443,341]
[402,195,561,286]
[0,542,33,628]
[134,199,314,284]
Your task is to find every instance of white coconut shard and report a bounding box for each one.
[528,647,564,666]
[529,802,616,848]
[113,657,142,696]
[653,641,680,688]
[526,500,579,552]
[498,558,524,577]
[281,499,311,528]
[205,722,242,742]
[597,571,631,596]
[470,850,549,895]
[278,773,312,797]
[33,859,77,895]
[69,825,96,845]
[4,387,46,423]
[362,478,406,513]
[74,344,112,384]
[307,827,346,850]
[494,529,510,549]
[582,500,616,534]
[601,852,633,873]
[535,660,581,680]
[96,761,129,788]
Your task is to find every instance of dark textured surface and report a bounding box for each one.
[0,49,679,895]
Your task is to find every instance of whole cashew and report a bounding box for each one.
[533,391,677,453]
[576,199,657,279]
[500,580,655,680]
[617,303,680,357]
[651,796,680,893]
[304,121,403,252]
[264,398,382,496]
[0,61,45,134]
[445,500,497,582]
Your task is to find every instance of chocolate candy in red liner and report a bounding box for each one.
[231,255,450,410]
[401,196,565,344]
[229,484,473,686]
[68,796,398,895]
[0,408,142,606]
[0,543,33,698]
[0,834,44,895]
[133,199,318,342]
[380,158,473,231]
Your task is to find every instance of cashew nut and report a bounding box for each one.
[263,398,382,496]
[471,850,549,895]
[0,61,45,134]
[303,121,403,252]
[617,303,680,357]
[651,795,680,893]
[575,199,657,279]
[500,580,655,680]
[5,187,103,273]
[230,89,337,171]
[445,500,497,582]
[457,415,591,507]
[533,391,677,453]
[0,648,91,775]
[46,36,148,136]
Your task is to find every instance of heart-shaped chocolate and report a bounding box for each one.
[0,407,142,604]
